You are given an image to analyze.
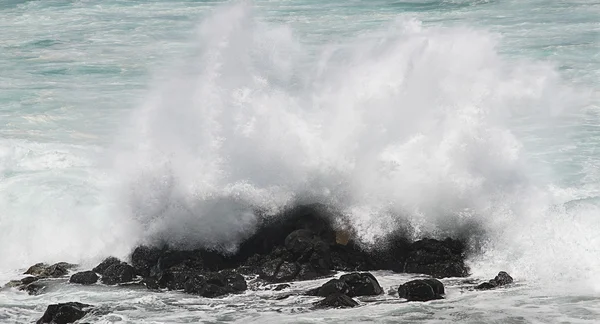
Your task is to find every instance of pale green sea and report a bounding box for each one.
[1,1,599,323]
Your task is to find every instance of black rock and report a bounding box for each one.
[25,263,48,276]
[475,271,513,290]
[339,272,383,297]
[21,276,39,285]
[403,238,469,278]
[421,278,445,295]
[398,279,444,302]
[23,282,46,296]
[36,302,93,324]
[183,270,247,297]
[24,262,75,279]
[101,263,135,285]
[307,279,350,297]
[93,257,121,276]
[307,272,382,297]
[131,245,163,277]
[314,292,359,308]
[69,271,99,285]
[156,264,198,290]
[258,258,284,280]
[494,271,514,285]
[285,229,319,256]
[275,262,300,282]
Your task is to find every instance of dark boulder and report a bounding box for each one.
[21,276,39,285]
[100,263,135,285]
[306,279,350,297]
[475,271,513,290]
[23,282,46,295]
[183,270,247,297]
[36,302,93,324]
[314,293,359,308]
[69,271,99,285]
[131,245,163,277]
[156,264,198,290]
[93,257,121,275]
[25,262,75,278]
[339,272,383,297]
[306,272,382,297]
[403,238,469,278]
[398,279,444,302]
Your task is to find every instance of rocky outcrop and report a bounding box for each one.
[69,271,99,285]
[475,271,513,290]
[314,292,359,308]
[402,239,468,278]
[24,262,76,278]
[398,278,445,302]
[7,203,469,302]
[307,272,383,297]
[101,262,135,285]
[36,302,93,324]
[92,257,121,276]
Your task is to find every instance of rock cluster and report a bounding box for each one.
[475,271,514,290]
[0,203,494,320]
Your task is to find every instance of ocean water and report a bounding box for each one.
[1,0,599,323]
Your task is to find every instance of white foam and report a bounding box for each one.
[106,2,598,285]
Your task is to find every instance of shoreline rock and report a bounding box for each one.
[398,278,445,302]
[475,271,513,290]
[36,302,93,324]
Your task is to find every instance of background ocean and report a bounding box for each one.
[0,0,599,323]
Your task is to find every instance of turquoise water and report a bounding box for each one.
[0,1,599,322]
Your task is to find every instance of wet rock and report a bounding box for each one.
[36,302,93,324]
[92,257,121,276]
[306,272,382,297]
[25,263,48,276]
[21,276,39,285]
[131,245,163,277]
[156,264,198,290]
[69,271,99,285]
[403,238,469,278]
[339,272,383,297]
[183,270,247,297]
[101,263,135,285]
[23,282,46,295]
[274,262,300,282]
[307,279,350,297]
[314,293,359,308]
[398,279,444,302]
[475,271,513,290]
[25,262,76,278]
[285,229,318,255]
[273,283,290,291]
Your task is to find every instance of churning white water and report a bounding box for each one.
[1,1,599,323]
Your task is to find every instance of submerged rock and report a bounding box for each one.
[475,271,514,290]
[307,272,383,297]
[398,278,445,302]
[69,271,99,285]
[36,302,93,324]
[314,292,359,308]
